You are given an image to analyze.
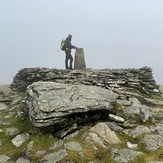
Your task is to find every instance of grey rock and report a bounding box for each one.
[64,142,82,151]
[49,140,63,151]
[88,132,108,148]
[16,158,30,163]
[4,114,13,119]
[90,122,121,145]
[6,127,20,136]
[36,150,46,156]
[111,148,143,163]
[82,133,98,151]
[64,130,79,140]
[116,99,132,106]
[0,103,7,110]
[104,122,124,133]
[0,154,10,163]
[150,123,163,135]
[122,98,141,114]
[122,98,151,122]
[60,123,78,139]
[24,141,33,155]
[0,121,10,125]
[126,141,138,149]
[40,149,67,163]
[10,95,22,106]
[129,125,151,138]
[108,114,125,123]
[26,81,117,127]
[143,134,163,152]
[78,151,87,159]
[12,133,30,147]
[139,106,151,123]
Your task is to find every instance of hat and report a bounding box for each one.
[68,34,72,38]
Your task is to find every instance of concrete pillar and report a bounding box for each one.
[74,48,86,69]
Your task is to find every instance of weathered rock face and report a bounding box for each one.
[11,66,161,95]
[26,81,117,128]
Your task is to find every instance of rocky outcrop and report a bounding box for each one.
[11,67,160,95]
[26,81,117,128]
[0,67,163,162]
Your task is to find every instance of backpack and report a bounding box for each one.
[60,39,66,51]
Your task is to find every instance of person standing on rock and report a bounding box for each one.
[64,34,76,70]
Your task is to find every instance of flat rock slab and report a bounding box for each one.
[26,82,117,127]
[111,148,143,163]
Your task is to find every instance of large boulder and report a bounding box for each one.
[26,82,117,128]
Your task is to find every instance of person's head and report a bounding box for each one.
[68,34,72,40]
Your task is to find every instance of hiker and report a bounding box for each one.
[64,34,76,69]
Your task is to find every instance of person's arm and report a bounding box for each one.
[67,40,76,49]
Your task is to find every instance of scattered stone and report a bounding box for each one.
[104,122,124,133]
[6,127,20,136]
[36,150,46,156]
[90,122,121,145]
[4,114,13,119]
[116,99,132,106]
[122,98,142,115]
[49,140,63,151]
[143,134,163,152]
[40,149,67,163]
[60,123,78,139]
[108,114,125,123]
[82,133,98,151]
[126,141,138,149]
[0,120,10,125]
[64,142,82,151]
[64,130,79,140]
[78,151,87,159]
[150,123,163,135]
[111,148,143,163]
[129,125,151,138]
[24,141,33,155]
[10,95,22,106]
[139,106,150,122]
[16,158,30,163]
[88,132,108,148]
[0,103,7,110]
[0,154,10,163]
[12,133,30,147]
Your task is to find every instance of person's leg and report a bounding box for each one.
[69,53,73,69]
[65,51,69,69]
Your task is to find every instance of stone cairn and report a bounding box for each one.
[11,66,160,95]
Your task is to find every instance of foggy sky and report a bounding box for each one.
[0,0,163,84]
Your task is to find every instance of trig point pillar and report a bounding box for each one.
[74,48,86,69]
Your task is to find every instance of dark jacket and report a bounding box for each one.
[65,37,75,51]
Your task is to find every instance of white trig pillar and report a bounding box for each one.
[74,48,86,69]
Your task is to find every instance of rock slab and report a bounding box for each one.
[26,82,117,127]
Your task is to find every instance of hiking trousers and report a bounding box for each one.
[65,50,73,69]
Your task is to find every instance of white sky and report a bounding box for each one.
[0,0,163,84]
